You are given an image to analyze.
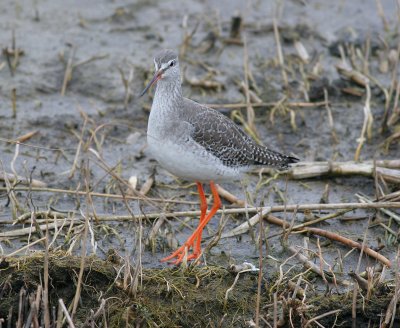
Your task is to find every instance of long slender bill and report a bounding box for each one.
[140,70,162,97]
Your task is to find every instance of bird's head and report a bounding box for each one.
[140,49,179,97]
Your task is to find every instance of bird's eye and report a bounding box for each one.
[169,60,175,67]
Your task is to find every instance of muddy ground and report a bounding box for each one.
[0,0,400,327]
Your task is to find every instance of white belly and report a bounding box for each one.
[147,134,241,182]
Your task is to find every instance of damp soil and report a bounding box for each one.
[0,0,399,327]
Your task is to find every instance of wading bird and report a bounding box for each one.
[141,49,298,264]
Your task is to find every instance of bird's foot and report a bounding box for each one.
[161,237,202,265]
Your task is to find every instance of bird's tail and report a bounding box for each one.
[254,147,299,169]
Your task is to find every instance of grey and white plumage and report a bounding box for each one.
[143,49,298,183]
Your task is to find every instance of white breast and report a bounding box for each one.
[147,133,241,182]
[146,80,242,182]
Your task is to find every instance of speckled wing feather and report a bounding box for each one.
[184,100,298,169]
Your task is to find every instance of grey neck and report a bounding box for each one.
[148,76,183,138]
[154,78,182,107]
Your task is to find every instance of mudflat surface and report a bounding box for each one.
[0,0,399,327]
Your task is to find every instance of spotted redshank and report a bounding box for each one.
[141,49,298,265]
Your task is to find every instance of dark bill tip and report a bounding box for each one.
[139,71,162,97]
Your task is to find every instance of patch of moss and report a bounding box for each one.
[1,252,399,327]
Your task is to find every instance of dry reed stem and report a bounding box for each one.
[71,214,87,319]
[378,190,400,202]
[10,142,19,183]
[16,288,25,328]
[382,131,400,154]
[203,210,228,257]
[10,30,20,73]
[349,272,369,292]
[11,88,17,118]
[73,54,108,69]
[223,267,258,310]
[242,35,258,137]
[147,213,166,252]
[220,202,400,239]
[289,246,331,281]
[383,249,400,327]
[226,211,392,267]
[273,18,288,89]
[387,82,400,126]
[316,238,329,286]
[288,279,305,300]
[71,163,91,319]
[273,292,278,328]
[301,223,391,268]
[183,71,222,90]
[43,219,50,328]
[255,208,263,327]
[179,15,199,57]
[89,148,157,208]
[118,65,134,110]
[58,299,75,328]
[375,0,389,31]
[304,309,341,328]
[0,186,197,206]
[15,130,39,143]
[61,46,76,96]
[323,89,338,144]
[352,219,371,325]
[354,82,372,161]
[107,162,144,296]
[4,142,21,214]
[286,159,400,179]
[384,286,400,328]
[292,209,352,231]
[3,30,20,77]
[0,219,80,238]
[0,136,71,152]
[216,184,245,206]
[271,249,302,293]
[357,193,400,224]
[68,116,87,179]
[139,170,155,195]
[376,167,400,184]
[82,299,106,327]
[130,215,143,297]
[122,253,132,291]
[1,158,21,221]
[239,81,262,104]
[35,285,42,315]
[5,202,400,228]
[383,41,400,129]
[361,35,371,75]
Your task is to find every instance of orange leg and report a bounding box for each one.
[161,181,221,265]
[192,182,208,259]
